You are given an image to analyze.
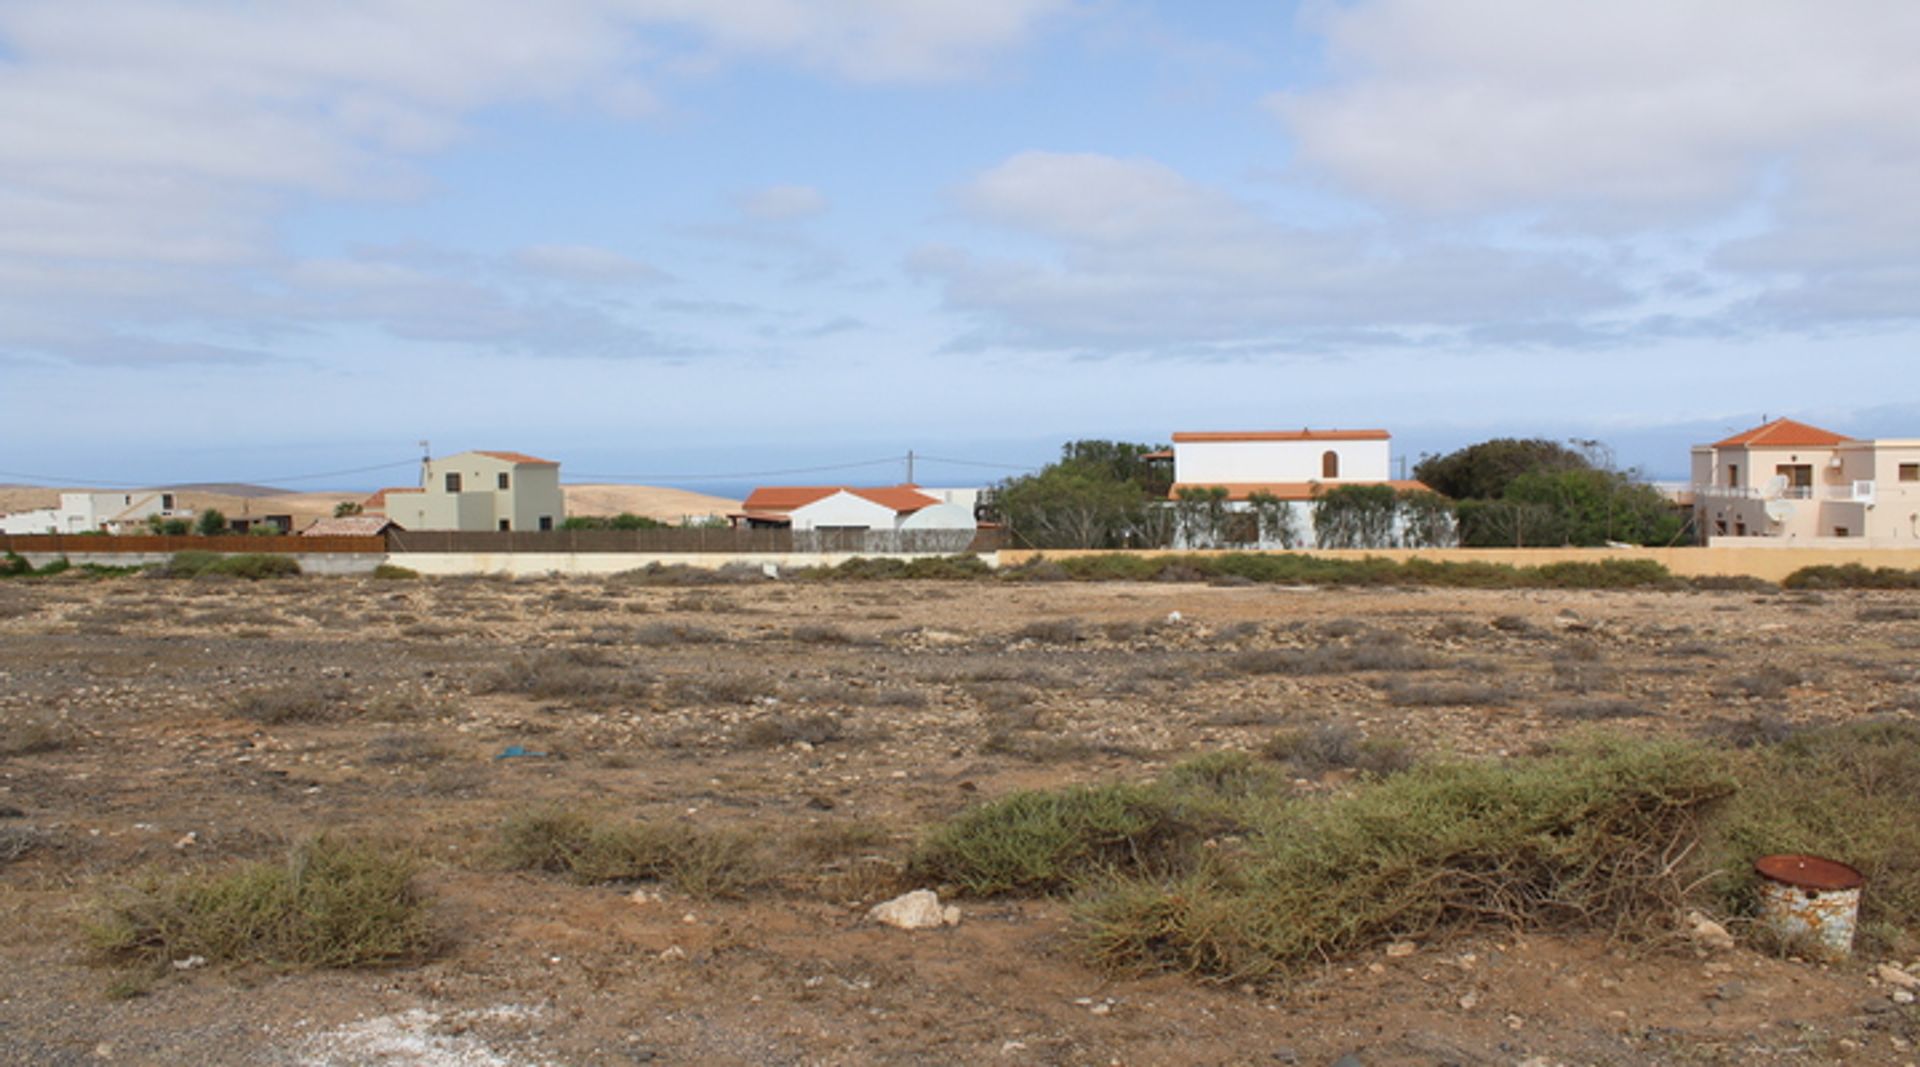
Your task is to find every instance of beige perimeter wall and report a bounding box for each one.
[998,546,1920,584]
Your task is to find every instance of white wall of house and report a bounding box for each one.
[786,492,901,531]
[1173,435,1391,485]
[0,491,184,534]
[899,502,977,531]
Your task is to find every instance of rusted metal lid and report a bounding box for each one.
[1755,854,1864,892]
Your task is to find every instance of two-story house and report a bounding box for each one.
[374,450,565,532]
[1691,418,1920,544]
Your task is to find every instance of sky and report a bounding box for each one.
[3,0,1919,492]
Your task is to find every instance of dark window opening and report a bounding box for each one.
[538,516,553,531]
[1321,450,1339,479]
[497,472,510,490]
[445,472,463,492]
[498,519,510,531]
[1834,526,1850,538]
[1901,463,1919,482]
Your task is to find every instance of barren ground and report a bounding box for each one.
[2,572,1919,1066]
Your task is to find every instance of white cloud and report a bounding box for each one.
[919,151,1624,354]
[738,184,831,222]
[0,0,1063,365]
[514,244,673,285]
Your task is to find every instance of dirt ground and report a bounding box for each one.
[3,571,1919,1066]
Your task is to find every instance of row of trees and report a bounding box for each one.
[144,509,234,536]
[993,437,1686,550]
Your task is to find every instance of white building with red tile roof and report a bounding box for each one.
[377,450,564,532]
[1165,429,1445,548]
[734,484,978,551]
[1691,418,1920,544]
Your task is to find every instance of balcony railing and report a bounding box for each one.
[1825,480,1875,503]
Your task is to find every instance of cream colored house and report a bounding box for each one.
[0,490,189,534]
[1691,418,1920,544]
[376,450,564,532]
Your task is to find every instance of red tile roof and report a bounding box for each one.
[1168,480,1437,502]
[1172,429,1391,443]
[740,485,939,515]
[302,516,400,537]
[1712,418,1852,449]
[474,450,559,465]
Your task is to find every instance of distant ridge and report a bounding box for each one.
[157,482,291,498]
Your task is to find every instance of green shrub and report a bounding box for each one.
[0,552,28,577]
[909,784,1201,896]
[206,554,301,580]
[371,564,419,580]
[494,807,764,898]
[1783,564,1920,590]
[1077,738,1735,981]
[88,836,434,970]
[159,551,221,578]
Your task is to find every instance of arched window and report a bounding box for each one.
[1321,450,1339,479]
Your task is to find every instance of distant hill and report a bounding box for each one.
[158,482,292,498]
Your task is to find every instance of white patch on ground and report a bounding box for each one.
[291,1007,547,1066]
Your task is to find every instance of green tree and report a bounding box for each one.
[333,500,364,518]
[993,440,1173,549]
[1413,438,1591,501]
[1396,489,1457,548]
[195,509,228,537]
[1311,484,1400,549]
[1173,485,1230,548]
[1246,490,1297,549]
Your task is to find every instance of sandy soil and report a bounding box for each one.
[2,574,1918,1065]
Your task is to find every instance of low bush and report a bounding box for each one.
[88,836,434,970]
[1029,552,1679,590]
[371,564,419,580]
[1783,564,1920,590]
[802,555,994,581]
[0,715,77,756]
[494,807,764,898]
[230,683,355,725]
[1076,738,1735,981]
[476,650,650,701]
[1545,698,1653,721]
[1262,722,1413,777]
[1381,680,1511,707]
[161,551,300,580]
[1230,642,1439,675]
[910,784,1200,896]
[737,711,844,748]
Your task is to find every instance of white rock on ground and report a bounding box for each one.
[1686,911,1736,952]
[868,889,961,930]
[1877,962,1920,991]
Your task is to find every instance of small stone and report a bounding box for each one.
[657,945,687,961]
[1893,990,1915,1005]
[1270,1048,1298,1064]
[1713,980,1746,1002]
[1385,941,1417,958]
[1686,911,1736,952]
[173,831,198,850]
[1877,963,1920,991]
[1837,1038,1861,1052]
[1330,1055,1363,1067]
[170,955,206,971]
[1089,1002,1113,1016]
[1504,1013,1525,1031]
[868,889,961,930]
[628,888,661,906]
[1459,992,1480,1010]
[1000,1040,1027,1054]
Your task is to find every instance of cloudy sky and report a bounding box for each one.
[4,0,1919,489]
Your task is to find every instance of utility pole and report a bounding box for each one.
[906,450,915,485]
[418,440,431,487]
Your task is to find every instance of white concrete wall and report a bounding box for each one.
[787,492,901,531]
[899,502,977,531]
[1174,438,1391,484]
[0,508,59,534]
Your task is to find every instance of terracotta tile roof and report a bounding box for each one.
[1168,479,1437,502]
[1712,418,1853,449]
[1172,429,1391,443]
[741,485,939,515]
[473,450,559,465]
[302,516,400,537]
[362,487,419,512]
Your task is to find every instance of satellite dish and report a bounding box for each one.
[1765,500,1796,523]
[1764,474,1789,497]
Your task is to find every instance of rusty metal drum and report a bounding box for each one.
[1754,854,1864,960]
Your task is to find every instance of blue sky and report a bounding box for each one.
[3,0,1918,491]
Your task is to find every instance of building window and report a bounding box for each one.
[498,519,510,531]
[498,472,510,490]
[1901,463,1919,482]
[1727,463,1739,488]
[1834,526,1850,538]
[1775,463,1812,490]
[1321,450,1339,479]
[162,493,175,509]
[538,516,553,531]
[445,472,462,492]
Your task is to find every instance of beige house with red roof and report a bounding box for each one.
[1691,418,1920,544]
[373,450,564,532]
[1167,429,1443,548]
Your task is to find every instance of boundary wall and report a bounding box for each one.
[998,546,1920,584]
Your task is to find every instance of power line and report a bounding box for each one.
[914,454,1042,473]
[568,456,906,483]
[0,458,418,490]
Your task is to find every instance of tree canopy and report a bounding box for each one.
[993,439,1172,549]
[1413,438,1591,501]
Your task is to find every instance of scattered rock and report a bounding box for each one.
[1877,963,1920,991]
[1385,940,1417,958]
[1712,980,1746,1002]
[1330,1055,1363,1067]
[1894,990,1916,1005]
[868,889,960,930]
[1686,911,1736,952]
